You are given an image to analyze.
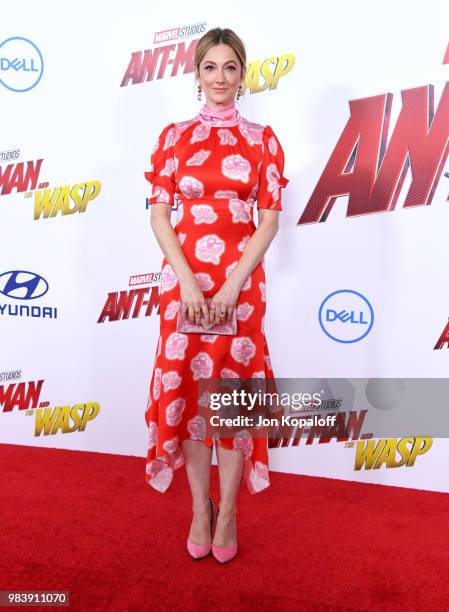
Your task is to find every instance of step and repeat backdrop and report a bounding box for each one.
[2,0,449,493]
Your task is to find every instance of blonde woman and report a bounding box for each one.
[144,27,288,563]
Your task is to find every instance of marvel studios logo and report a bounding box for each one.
[129,272,162,287]
[153,23,207,44]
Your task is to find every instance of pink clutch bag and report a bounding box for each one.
[176,298,237,335]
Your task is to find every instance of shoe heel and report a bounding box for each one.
[211,506,238,563]
[186,497,214,559]
[209,496,214,531]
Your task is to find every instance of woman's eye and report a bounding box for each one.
[204,65,236,71]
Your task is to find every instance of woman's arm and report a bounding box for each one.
[210,209,279,324]
[150,203,210,326]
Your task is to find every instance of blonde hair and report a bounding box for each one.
[194,28,246,76]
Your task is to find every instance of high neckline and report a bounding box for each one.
[197,101,241,127]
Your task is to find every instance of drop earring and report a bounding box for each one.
[197,83,202,101]
[236,84,242,101]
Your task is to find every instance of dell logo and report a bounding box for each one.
[319,290,374,343]
[0,37,44,92]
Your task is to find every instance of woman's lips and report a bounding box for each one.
[213,88,227,92]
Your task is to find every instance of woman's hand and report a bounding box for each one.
[210,278,242,325]
[180,278,210,326]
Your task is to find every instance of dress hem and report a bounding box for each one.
[145,436,271,495]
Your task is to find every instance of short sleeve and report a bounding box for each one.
[256,125,289,211]
[144,122,177,206]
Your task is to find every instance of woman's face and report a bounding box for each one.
[196,43,245,108]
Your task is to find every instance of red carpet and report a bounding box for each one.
[1,443,448,611]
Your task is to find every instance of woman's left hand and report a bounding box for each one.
[209,278,242,325]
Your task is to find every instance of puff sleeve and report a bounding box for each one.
[144,122,177,206]
[256,125,289,211]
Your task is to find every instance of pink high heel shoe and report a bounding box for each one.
[187,497,214,559]
[211,507,238,563]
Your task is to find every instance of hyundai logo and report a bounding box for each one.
[318,289,374,343]
[0,270,49,300]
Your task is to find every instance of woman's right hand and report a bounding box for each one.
[180,279,210,326]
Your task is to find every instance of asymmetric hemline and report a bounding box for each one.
[144,109,289,495]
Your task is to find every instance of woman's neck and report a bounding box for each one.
[198,100,241,127]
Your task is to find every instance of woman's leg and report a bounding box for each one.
[213,444,244,547]
[181,439,213,545]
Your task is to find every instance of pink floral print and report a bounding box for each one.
[195,234,225,265]
[190,352,214,380]
[231,337,257,366]
[218,128,238,145]
[222,155,251,183]
[166,397,186,426]
[161,371,182,392]
[191,204,217,224]
[190,123,211,143]
[229,198,252,223]
[144,114,288,496]
[186,149,211,166]
[161,264,178,294]
[165,332,188,360]
[187,415,206,441]
[194,272,215,291]
[236,303,255,321]
[179,176,204,198]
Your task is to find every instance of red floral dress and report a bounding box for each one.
[144,111,288,494]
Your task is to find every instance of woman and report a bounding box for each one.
[144,27,288,563]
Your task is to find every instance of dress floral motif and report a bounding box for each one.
[144,110,288,495]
